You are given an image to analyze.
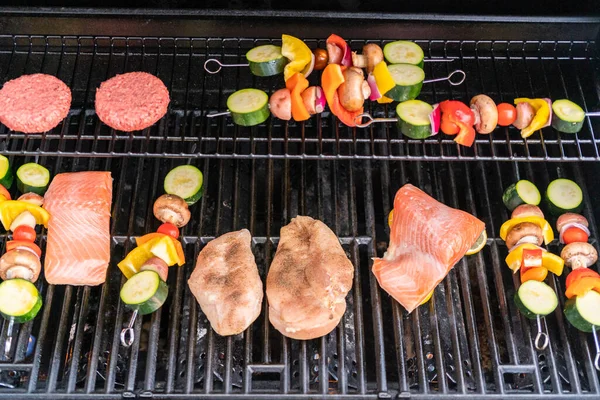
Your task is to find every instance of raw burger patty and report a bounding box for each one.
[0,74,71,133]
[95,72,170,132]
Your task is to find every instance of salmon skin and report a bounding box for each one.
[372,184,485,313]
[44,172,113,286]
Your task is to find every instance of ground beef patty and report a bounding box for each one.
[0,74,71,134]
[95,72,170,132]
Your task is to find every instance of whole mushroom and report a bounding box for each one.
[338,67,370,112]
[351,44,384,74]
[561,242,598,270]
[0,248,42,282]
[470,94,498,134]
[153,194,191,228]
[505,222,543,249]
[511,204,544,219]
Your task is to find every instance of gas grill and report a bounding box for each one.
[0,9,598,399]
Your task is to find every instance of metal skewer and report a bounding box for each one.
[534,314,549,351]
[204,59,249,74]
[120,309,138,348]
[592,326,600,371]
[206,110,232,118]
[355,113,398,128]
[586,112,600,117]
[423,69,466,86]
[424,58,455,63]
[4,318,14,357]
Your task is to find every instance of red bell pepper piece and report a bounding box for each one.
[565,276,600,299]
[522,248,543,269]
[326,34,350,66]
[440,100,476,146]
[6,240,42,258]
[565,268,600,289]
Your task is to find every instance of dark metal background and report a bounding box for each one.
[0,11,598,399]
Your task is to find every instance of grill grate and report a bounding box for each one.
[0,35,598,161]
[0,155,598,398]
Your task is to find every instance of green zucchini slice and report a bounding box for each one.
[551,99,585,134]
[227,89,270,127]
[564,290,600,332]
[0,155,13,189]
[514,280,558,319]
[246,45,287,77]
[164,165,204,206]
[396,100,433,139]
[545,178,583,216]
[502,180,541,211]
[120,270,168,315]
[16,163,50,195]
[384,63,424,102]
[0,279,42,323]
[383,41,425,68]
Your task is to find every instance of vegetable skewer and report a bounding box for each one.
[118,165,202,347]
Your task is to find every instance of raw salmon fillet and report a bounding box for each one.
[44,172,113,286]
[373,184,484,313]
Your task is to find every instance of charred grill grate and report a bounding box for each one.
[0,35,598,161]
[0,156,598,398]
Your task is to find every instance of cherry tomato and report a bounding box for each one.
[562,227,589,244]
[13,225,36,242]
[497,103,517,126]
[313,48,329,71]
[157,223,179,239]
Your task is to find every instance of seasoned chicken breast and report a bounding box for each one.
[267,216,354,340]
[188,229,263,336]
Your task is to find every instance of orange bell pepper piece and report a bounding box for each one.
[285,72,310,122]
[6,240,42,258]
[565,276,600,299]
[136,232,185,266]
[321,64,364,127]
[520,267,548,283]
[566,268,600,289]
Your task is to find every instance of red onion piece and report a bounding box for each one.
[429,103,441,136]
[302,53,315,78]
[341,43,353,67]
[559,222,591,244]
[367,74,382,101]
[542,98,552,128]
[508,241,546,254]
[314,86,326,114]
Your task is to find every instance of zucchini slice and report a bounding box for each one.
[545,178,583,216]
[502,180,541,211]
[227,89,270,127]
[551,99,585,134]
[564,290,600,332]
[164,165,204,206]
[16,163,50,195]
[0,279,42,323]
[396,100,433,139]
[514,280,558,319]
[384,64,424,102]
[246,45,287,77]
[120,270,168,315]
[0,155,13,189]
[383,41,425,68]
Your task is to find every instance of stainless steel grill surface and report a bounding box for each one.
[0,10,598,400]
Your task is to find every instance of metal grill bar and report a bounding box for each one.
[0,36,598,161]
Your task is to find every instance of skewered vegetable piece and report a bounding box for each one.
[545,178,583,216]
[383,41,425,68]
[514,280,558,319]
[497,103,517,126]
[0,155,13,189]
[120,270,168,315]
[552,99,585,134]
[352,44,384,74]
[16,163,50,195]
[396,100,434,139]
[269,88,292,121]
[561,242,598,270]
[384,63,424,102]
[0,248,42,282]
[153,194,191,228]
[227,88,270,127]
[470,95,498,134]
[564,290,600,332]
[246,45,287,77]
[502,180,541,211]
[164,165,204,206]
[0,279,42,323]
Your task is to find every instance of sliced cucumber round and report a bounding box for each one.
[120,270,168,315]
[384,64,424,102]
[0,279,42,323]
[545,178,583,216]
[551,99,585,134]
[396,100,433,139]
[227,89,270,127]
[0,155,13,189]
[564,290,600,332]
[164,165,204,206]
[383,41,425,68]
[502,180,541,211]
[246,45,287,77]
[16,163,50,195]
[514,280,558,319]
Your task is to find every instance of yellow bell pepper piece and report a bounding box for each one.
[377,96,394,104]
[118,236,180,279]
[514,98,550,138]
[372,61,396,97]
[281,34,312,82]
[0,200,50,230]
[499,216,554,245]
[504,243,564,276]
[136,232,185,266]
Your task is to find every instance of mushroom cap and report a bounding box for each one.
[505,222,543,249]
[362,43,384,73]
[470,94,498,134]
[511,204,544,219]
[561,242,598,269]
[18,192,44,207]
[0,248,41,282]
[557,213,588,232]
[153,194,191,228]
